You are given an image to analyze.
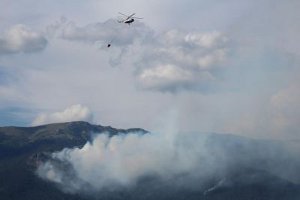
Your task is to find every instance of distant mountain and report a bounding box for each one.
[0,121,299,200]
[0,121,146,158]
[0,121,146,200]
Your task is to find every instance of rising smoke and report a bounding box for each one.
[36,129,300,195]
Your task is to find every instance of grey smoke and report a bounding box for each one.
[37,130,300,194]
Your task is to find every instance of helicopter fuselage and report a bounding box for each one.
[124,18,134,24]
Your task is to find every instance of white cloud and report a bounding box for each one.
[138,64,215,91]
[197,49,227,69]
[32,104,93,126]
[140,64,192,81]
[135,30,229,92]
[47,18,153,47]
[184,31,228,48]
[0,24,47,54]
[46,20,229,93]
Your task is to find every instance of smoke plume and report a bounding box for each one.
[36,129,300,195]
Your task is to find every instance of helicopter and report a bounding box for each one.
[117,12,143,25]
[106,13,142,48]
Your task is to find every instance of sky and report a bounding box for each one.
[1,0,300,139]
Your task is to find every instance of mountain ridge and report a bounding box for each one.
[0,121,299,200]
[0,121,147,160]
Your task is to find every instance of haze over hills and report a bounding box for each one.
[2,1,300,200]
[0,121,300,200]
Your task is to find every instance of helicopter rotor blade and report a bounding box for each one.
[118,12,129,17]
[128,13,136,18]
